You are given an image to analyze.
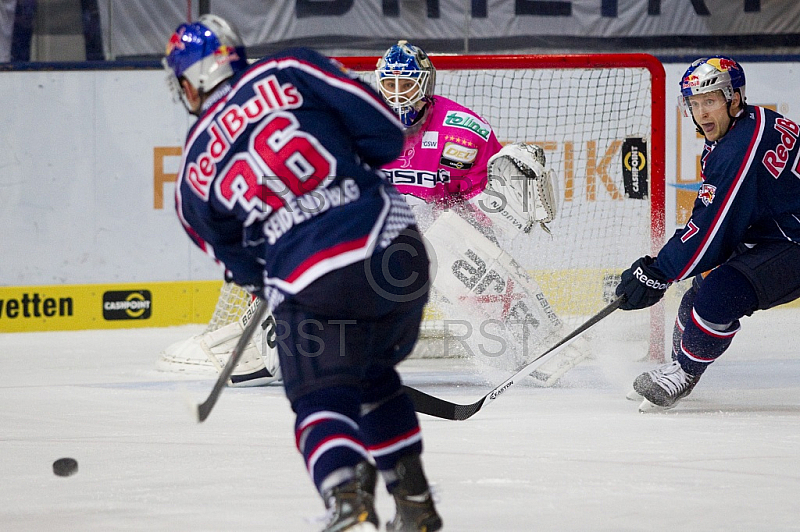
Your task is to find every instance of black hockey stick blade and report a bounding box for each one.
[196,298,268,423]
[403,296,624,421]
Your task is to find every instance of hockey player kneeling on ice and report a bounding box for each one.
[376,40,591,385]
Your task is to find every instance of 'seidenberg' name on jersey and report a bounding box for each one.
[262,178,361,245]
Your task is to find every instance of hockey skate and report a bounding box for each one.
[625,389,644,402]
[386,455,443,532]
[320,461,379,532]
[633,360,698,412]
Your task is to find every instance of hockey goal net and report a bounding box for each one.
[161,53,666,366]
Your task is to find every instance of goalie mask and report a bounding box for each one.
[164,14,248,112]
[375,40,436,127]
[678,56,746,118]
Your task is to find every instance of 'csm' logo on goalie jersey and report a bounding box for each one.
[384,168,450,187]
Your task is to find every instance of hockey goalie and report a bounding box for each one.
[372,40,590,382]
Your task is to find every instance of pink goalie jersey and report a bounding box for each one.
[381,95,503,205]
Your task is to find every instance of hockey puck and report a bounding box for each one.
[52,457,78,477]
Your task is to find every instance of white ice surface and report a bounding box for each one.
[2,308,800,531]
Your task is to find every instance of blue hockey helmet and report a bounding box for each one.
[375,40,436,127]
[164,14,247,96]
[679,56,746,116]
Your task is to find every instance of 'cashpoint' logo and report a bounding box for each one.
[102,291,152,320]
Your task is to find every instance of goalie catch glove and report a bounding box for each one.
[484,142,558,235]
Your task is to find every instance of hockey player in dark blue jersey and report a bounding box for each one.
[164,15,442,531]
[616,56,800,412]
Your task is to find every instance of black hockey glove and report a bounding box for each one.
[615,256,671,311]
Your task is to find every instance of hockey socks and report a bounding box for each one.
[294,388,370,496]
[359,388,423,493]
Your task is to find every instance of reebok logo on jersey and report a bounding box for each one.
[697,183,716,206]
[633,267,669,290]
[443,111,491,140]
[762,117,800,178]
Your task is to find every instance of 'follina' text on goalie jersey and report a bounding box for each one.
[654,105,800,282]
[174,48,411,308]
[381,95,503,204]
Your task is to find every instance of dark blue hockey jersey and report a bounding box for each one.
[655,105,800,281]
[175,48,411,308]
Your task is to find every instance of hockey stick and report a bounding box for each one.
[402,295,624,420]
[196,298,268,422]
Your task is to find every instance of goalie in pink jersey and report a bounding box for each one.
[376,41,558,239]
[376,42,500,207]
[375,41,591,385]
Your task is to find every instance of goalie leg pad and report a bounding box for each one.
[528,336,593,387]
[198,319,282,387]
[424,211,563,356]
[423,210,593,379]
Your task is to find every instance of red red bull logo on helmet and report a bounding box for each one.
[214,45,234,57]
[682,74,700,90]
[707,57,739,73]
[166,29,186,55]
[213,45,240,66]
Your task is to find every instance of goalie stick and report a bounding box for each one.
[196,298,268,422]
[402,296,624,421]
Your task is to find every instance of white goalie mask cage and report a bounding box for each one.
[375,40,436,126]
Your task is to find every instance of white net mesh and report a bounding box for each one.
[426,65,656,322]
[205,281,254,333]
